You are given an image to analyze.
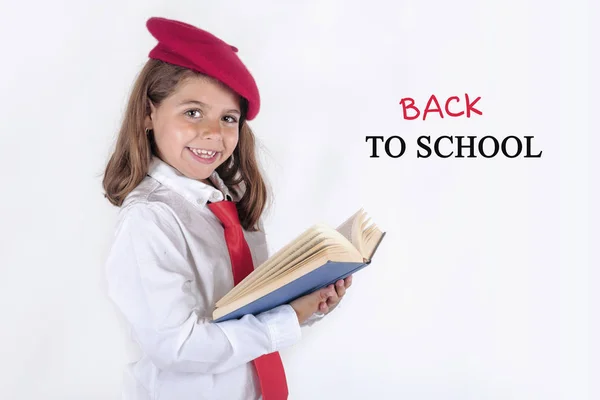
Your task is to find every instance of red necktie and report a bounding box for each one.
[207,200,288,400]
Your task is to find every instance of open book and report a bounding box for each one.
[212,208,386,322]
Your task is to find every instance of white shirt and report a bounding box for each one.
[104,157,321,400]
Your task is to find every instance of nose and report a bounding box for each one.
[200,118,223,141]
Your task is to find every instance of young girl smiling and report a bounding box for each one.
[102,17,351,400]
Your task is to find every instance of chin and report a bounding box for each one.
[185,166,214,181]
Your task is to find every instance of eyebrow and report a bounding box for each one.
[178,99,241,115]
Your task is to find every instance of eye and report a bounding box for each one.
[185,109,202,119]
[223,115,239,124]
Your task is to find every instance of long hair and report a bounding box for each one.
[102,59,270,231]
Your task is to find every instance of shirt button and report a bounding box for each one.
[210,192,221,202]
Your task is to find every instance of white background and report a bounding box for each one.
[0,1,596,399]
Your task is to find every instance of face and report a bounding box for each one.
[146,75,241,184]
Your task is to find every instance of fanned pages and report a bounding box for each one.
[212,207,386,322]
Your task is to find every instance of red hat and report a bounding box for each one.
[146,17,260,120]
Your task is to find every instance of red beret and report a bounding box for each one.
[146,17,260,120]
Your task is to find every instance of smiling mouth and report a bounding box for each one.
[188,147,220,159]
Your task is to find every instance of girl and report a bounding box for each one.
[102,17,352,400]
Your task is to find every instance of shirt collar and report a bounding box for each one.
[147,156,233,207]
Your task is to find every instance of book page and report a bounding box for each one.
[239,234,359,297]
[241,228,322,284]
[217,223,346,307]
[253,241,352,290]
[215,208,383,310]
[225,234,332,302]
[336,208,363,252]
[364,226,385,260]
[222,227,361,305]
[336,209,358,242]
[353,209,366,257]
[352,209,385,260]
[213,245,361,320]
[225,239,338,303]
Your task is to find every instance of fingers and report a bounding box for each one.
[314,278,354,314]
[319,285,336,301]
[328,278,353,309]
[317,286,335,314]
[318,301,329,314]
[292,286,336,323]
[335,279,346,298]
[315,285,334,307]
[344,275,353,288]
[326,287,340,307]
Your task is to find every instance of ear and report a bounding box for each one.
[144,101,157,130]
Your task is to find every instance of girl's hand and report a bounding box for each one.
[289,275,353,324]
[324,275,352,312]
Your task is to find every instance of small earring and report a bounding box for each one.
[145,128,152,135]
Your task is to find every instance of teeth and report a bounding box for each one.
[190,148,217,158]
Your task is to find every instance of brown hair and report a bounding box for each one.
[102,59,270,231]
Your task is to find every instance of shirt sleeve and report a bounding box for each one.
[104,202,301,374]
[301,311,326,326]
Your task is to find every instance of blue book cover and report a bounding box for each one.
[214,260,369,322]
